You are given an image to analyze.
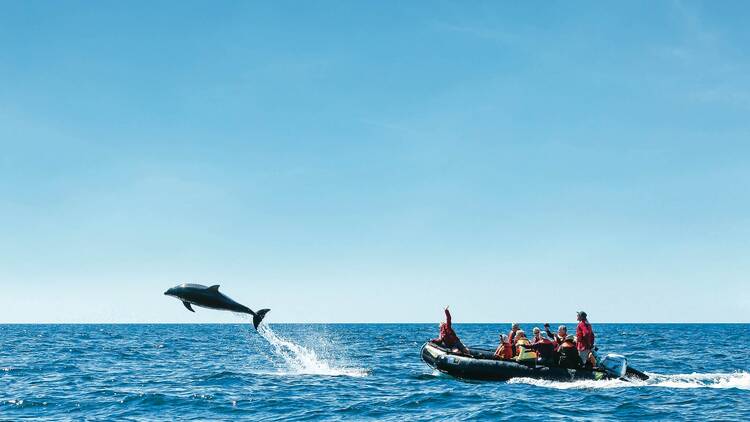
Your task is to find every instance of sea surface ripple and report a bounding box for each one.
[1,323,748,420]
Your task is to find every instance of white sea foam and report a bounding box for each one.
[647,372,750,390]
[257,324,369,377]
[507,371,750,390]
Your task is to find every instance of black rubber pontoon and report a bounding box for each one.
[421,342,648,382]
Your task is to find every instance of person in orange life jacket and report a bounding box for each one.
[576,311,595,368]
[557,335,580,369]
[430,306,469,355]
[508,323,521,357]
[494,334,513,360]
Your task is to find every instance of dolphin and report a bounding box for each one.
[164,283,270,329]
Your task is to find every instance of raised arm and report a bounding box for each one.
[544,325,556,340]
[444,308,452,329]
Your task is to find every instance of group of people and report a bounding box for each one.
[431,307,596,369]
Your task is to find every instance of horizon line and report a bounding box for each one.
[2,321,748,325]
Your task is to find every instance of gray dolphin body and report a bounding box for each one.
[164,283,270,329]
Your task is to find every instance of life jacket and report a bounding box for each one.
[495,342,513,360]
[553,334,567,346]
[508,330,518,357]
[515,338,538,363]
[443,329,460,347]
[558,340,580,369]
[440,326,460,347]
[534,339,555,359]
[558,338,576,349]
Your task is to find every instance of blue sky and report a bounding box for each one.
[1,1,748,323]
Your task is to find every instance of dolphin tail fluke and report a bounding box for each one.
[252,309,270,329]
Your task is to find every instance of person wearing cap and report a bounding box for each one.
[508,323,521,357]
[576,311,595,368]
[494,334,513,360]
[431,306,470,355]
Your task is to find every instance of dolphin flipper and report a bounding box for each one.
[182,301,195,312]
[252,309,270,329]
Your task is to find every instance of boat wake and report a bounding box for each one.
[507,371,750,390]
[256,324,369,377]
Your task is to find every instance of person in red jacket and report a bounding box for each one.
[431,306,470,355]
[576,311,595,367]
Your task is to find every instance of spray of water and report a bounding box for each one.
[507,371,750,390]
[256,324,369,377]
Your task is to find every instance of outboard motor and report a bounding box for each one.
[598,353,628,378]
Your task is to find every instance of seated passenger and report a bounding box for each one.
[544,323,568,346]
[494,334,513,360]
[529,332,556,365]
[531,327,542,344]
[513,330,538,365]
[430,306,470,355]
[556,335,580,369]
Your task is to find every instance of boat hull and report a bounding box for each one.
[421,342,611,382]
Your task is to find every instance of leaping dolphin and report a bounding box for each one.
[164,283,270,329]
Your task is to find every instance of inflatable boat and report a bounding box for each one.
[421,342,649,382]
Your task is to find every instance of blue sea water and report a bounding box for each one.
[1,323,748,420]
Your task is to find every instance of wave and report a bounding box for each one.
[256,325,369,377]
[2,399,49,408]
[507,371,750,390]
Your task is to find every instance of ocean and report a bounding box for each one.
[1,323,748,420]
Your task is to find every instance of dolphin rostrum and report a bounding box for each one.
[164,283,270,329]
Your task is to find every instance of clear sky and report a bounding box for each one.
[1,1,748,323]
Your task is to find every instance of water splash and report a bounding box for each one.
[507,371,750,390]
[256,324,369,377]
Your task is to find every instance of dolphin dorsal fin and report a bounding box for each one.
[208,284,220,291]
